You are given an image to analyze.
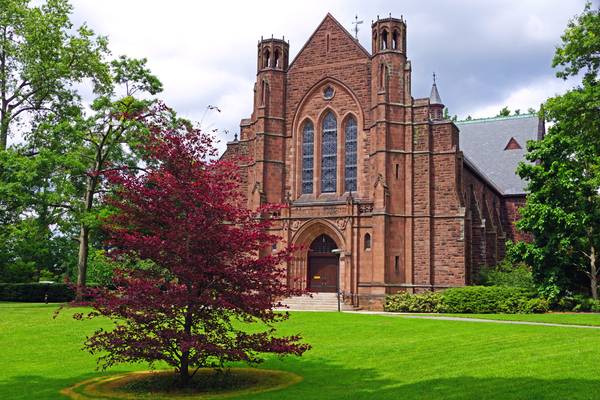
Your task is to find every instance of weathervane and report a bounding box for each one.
[352,15,363,40]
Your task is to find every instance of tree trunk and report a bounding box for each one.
[178,307,193,387]
[590,244,598,300]
[76,224,89,299]
[0,116,7,151]
[76,175,97,300]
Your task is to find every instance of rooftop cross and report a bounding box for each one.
[352,15,363,40]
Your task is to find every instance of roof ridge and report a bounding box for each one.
[456,113,537,124]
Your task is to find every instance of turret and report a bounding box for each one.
[371,15,406,55]
[257,37,289,71]
[429,73,444,120]
[370,15,409,104]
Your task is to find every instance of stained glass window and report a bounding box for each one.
[344,116,357,192]
[302,120,314,194]
[321,112,337,193]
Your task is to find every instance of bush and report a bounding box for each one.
[0,283,75,302]
[384,291,443,313]
[479,262,535,290]
[442,286,532,314]
[385,286,541,314]
[554,294,598,312]
[520,298,550,314]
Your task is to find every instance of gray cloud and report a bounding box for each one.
[62,0,594,153]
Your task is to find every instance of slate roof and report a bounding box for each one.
[456,114,542,195]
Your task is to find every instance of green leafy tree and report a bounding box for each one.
[0,0,110,150]
[510,3,600,299]
[28,56,163,295]
[497,106,511,117]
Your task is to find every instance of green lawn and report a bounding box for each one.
[413,312,600,326]
[3,303,600,399]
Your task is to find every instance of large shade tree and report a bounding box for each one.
[511,3,600,299]
[0,0,109,150]
[79,111,309,386]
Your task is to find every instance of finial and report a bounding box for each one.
[389,12,392,18]
[234,132,238,141]
[282,35,285,41]
[433,72,436,84]
[377,14,379,20]
[271,34,273,39]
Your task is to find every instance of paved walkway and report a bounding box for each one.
[348,311,600,329]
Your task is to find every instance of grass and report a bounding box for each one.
[412,312,600,326]
[3,302,600,399]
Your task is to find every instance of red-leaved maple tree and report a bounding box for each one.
[79,108,309,386]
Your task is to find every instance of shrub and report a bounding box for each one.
[555,294,596,312]
[442,286,531,314]
[386,286,540,314]
[479,262,535,290]
[0,283,75,302]
[384,291,443,313]
[591,300,600,313]
[520,298,550,314]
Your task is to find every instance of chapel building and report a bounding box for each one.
[222,13,543,309]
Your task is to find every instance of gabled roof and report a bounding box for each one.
[288,13,370,70]
[457,114,542,195]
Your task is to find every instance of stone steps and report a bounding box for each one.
[277,293,357,311]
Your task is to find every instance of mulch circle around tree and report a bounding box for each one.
[61,368,303,399]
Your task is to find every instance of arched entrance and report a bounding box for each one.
[308,234,339,292]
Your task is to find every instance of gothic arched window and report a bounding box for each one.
[364,233,371,250]
[321,112,337,193]
[301,120,314,194]
[344,116,357,192]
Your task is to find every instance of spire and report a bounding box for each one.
[430,72,443,105]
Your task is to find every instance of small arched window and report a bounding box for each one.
[392,30,399,50]
[381,29,388,50]
[263,49,271,69]
[274,48,280,68]
[344,116,357,192]
[321,111,337,193]
[301,120,314,194]
[379,64,386,89]
[261,80,268,106]
[364,233,371,250]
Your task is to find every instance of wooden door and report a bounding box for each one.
[308,255,338,292]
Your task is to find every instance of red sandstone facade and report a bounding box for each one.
[223,14,531,309]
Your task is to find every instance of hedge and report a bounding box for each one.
[0,283,75,302]
[385,286,549,314]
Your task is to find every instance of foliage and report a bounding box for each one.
[384,291,443,313]
[478,261,535,290]
[442,286,532,314]
[520,298,550,314]
[511,3,600,299]
[0,0,110,150]
[385,286,536,314]
[79,115,309,387]
[85,249,114,286]
[497,106,511,117]
[0,282,74,301]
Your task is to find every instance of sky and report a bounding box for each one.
[60,0,595,153]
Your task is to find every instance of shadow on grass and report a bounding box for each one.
[2,361,600,400]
